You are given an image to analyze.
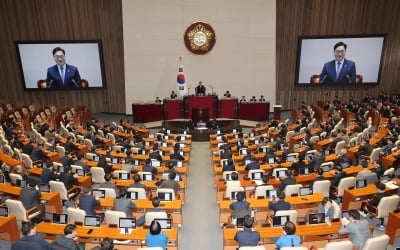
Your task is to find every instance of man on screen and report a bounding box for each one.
[320,41,356,84]
[46,47,82,88]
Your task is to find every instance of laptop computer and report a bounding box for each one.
[276,170,287,178]
[151,160,161,167]
[119,172,130,180]
[175,161,183,168]
[286,155,296,163]
[158,192,173,201]
[239,149,248,155]
[299,167,312,175]
[92,189,106,198]
[84,216,101,227]
[53,213,68,224]
[254,140,259,145]
[324,149,330,156]
[216,135,222,140]
[272,215,289,227]
[16,179,27,188]
[299,187,313,196]
[267,157,275,164]
[0,207,8,217]
[321,164,331,172]
[133,159,140,166]
[112,158,119,164]
[308,213,325,224]
[244,159,252,165]
[154,218,172,229]
[94,155,100,162]
[119,217,136,229]
[356,179,367,189]
[266,189,277,199]
[251,172,263,180]
[39,184,50,192]
[340,161,351,168]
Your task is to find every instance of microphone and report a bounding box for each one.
[72,79,79,88]
[320,75,327,84]
[346,74,352,84]
[47,79,53,88]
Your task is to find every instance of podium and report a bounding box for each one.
[132,103,163,123]
[273,105,282,121]
[219,98,238,119]
[163,99,183,120]
[192,108,209,123]
[183,95,218,119]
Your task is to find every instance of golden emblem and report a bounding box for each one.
[184,22,216,55]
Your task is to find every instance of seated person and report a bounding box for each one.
[268,190,291,213]
[222,158,235,172]
[128,174,147,190]
[155,97,162,103]
[276,221,301,249]
[245,157,260,171]
[170,148,184,161]
[249,96,257,102]
[78,187,101,218]
[50,224,81,250]
[226,171,241,188]
[159,172,180,194]
[114,189,136,217]
[14,221,49,249]
[360,182,390,215]
[229,191,249,212]
[278,170,296,191]
[99,174,118,194]
[239,96,247,103]
[223,90,231,98]
[143,158,158,175]
[339,209,372,250]
[259,95,266,102]
[170,91,178,99]
[310,197,338,221]
[311,168,326,186]
[234,215,260,247]
[146,221,168,250]
[137,197,167,226]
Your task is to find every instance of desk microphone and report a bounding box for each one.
[47,79,53,88]
[346,74,352,84]
[72,79,79,88]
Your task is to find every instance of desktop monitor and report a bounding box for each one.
[148,134,155,139]
[92,189,106,198]
[236,217,245,228]
[119,172,131,180]
[179,151,184,156]
[356,179,367,189]
[299,187,313,196]
[143,173,153,181]
[173,175,181,182]
[234,134,239,139]
[112,158,118,164]
[340,161,351,168]
[16,179,27,188]
[225,173,233,181]
[39,184,50,192]
[266,190,277,199]
[139,149,146,155]
[166,129,171,134]
[53,213,68,224]
[286,155,296,163]
[154,218,172,229]
[133,159,140,166]
[321,165,331,172]
[267,157,275,164]
[251,172,263,180]
[231,191,240,200]
[119,217,136,229]
[94,155,100,162]
[216,130,222,135]
[84,216,101,227]
[272,215,290,227]
[151,160,161,167]
[175,161,183,168]
[158,192,173,201]
[299,167,312,175]
[276,170,287,178]
[76,169,85,176]
[239,149,248,155]
[218,143,226,148]
[0,207,8,217]
[244,159,252,166]
[127,191,139,200]
[269,137,275,143]
[308,213,325,224]
[179,143,185,148]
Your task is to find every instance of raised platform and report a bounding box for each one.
[162,119,242,141]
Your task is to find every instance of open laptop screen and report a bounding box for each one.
[76,169,85,176]
[16,179,27,188]
[39,184,50,192]
[127,191,139,200]
[143,173,153,181]
[299,167,312,175]
[276,170,287,178]
[119,172,130,180]
[92,189,106,198]
[272,215,289,227]
[299,187,313,196]
[158,192,172,201]
[151,160,161,167]
[53,213,68,224]
[308,213,325,224]
[356,179,367,189]
[266,189,277,199]
[0,207,8,217]
[84,216,101,227]
[236,217,245,228]
[286,155,296,162]
[251,172,263,180]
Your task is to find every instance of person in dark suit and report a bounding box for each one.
[222,158,235,172]
[128,174,148,191]
[360,183,390,215]
[99,174,118,194]
[269,190,291,213]
[245,158,260,171]
[159,172,180,194]
[319,41,356,84]
[30,144,47,162]
[339,209,372,249]
[49,224,80,250]
[46,47,82,89]
[59,166,78,190]
[309,150,325,170]
[63,136,78,153]
[149,145,162,161]
[20,179,44,221]
[195,81,206,96]
[279,170,296,191]
[311,168,326,186]
[169,148,184,161]
[220,148,233,160]
[142,158,158,175]
[136,197,167,226]
[113,190,136,217]
[229,191,249,211]
[78,187,100,216]
[15,221,49,250]
[234,215,260,247]
[170,91,178,99]
[40,164,59,184]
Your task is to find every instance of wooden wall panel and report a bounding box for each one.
[0,0,124,113]
[277,0,400,109]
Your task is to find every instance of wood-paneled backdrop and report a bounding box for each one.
[1,0,400,113]
[276,0,400,109]
[0,0,124,113]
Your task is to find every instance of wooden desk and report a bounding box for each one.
[46,151,60,163]
[0,183,63,213]
[314,138,334,150]
[36,222,178,247]
[0,150,23,167]
[342,184,377,210]
[0,216,20,241]
[95,198,182,212]
[386,211,400,245]
[238,102,270,121]
[28,167,92,187]
[132,103,163,123]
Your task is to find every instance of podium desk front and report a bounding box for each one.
[184,95,218,119]
[238,102,270,121]
[132,103,163,123]
[219,98,238,119]
[163,98,183,120]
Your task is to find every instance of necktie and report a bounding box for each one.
[336,61,341,79]
[60,66,65,84]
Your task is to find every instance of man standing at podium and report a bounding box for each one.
[195,81,206,96]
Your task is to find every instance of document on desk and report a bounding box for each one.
[384,181,399,190]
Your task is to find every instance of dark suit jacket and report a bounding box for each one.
[229,200,250,211]
[268,200,291,213]
[46,64,81,88]
[320,59,356,84]
[234,228,260,247]
[20,187,41,209]
[16,234,49,250]
[78,194,100,216]
[30,148,47,162]
[279,177,296,191]
[113,197,136,217]
[195,85,206,95]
